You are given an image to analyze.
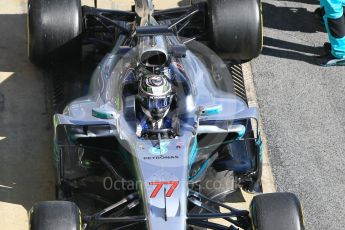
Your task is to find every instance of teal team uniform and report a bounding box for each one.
[320,0,345,58]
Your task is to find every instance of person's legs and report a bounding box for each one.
[321,0,345,58]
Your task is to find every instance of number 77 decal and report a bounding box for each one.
[149,181,179,198]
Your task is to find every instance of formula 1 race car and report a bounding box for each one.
[27,0,304,229]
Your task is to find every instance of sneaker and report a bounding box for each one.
[314,7,324,24]
[317,53,345,66]
[323,42,332,53]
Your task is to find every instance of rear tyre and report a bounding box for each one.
[207,0,263,62]
[28,0,82,65]
[30,201,81,230]
[250,192,305,230]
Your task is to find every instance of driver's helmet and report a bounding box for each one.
[138,74,173,120]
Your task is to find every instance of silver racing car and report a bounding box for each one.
[27,0,305,229]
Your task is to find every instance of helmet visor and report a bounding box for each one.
[141,96,172,111]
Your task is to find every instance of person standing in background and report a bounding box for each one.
[318,0,345,66]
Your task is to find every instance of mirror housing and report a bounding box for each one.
[92,107,116,119]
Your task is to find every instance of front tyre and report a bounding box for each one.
[250,192,305,230]
[207,0,263,62]
[30,201,81,230]
[27,0,82,65]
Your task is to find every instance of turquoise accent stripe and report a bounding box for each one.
[92,108,114,119]
[188,137,198,170]
[256,131,263,159]
[202,105,223,116]
[237,125,246,139]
